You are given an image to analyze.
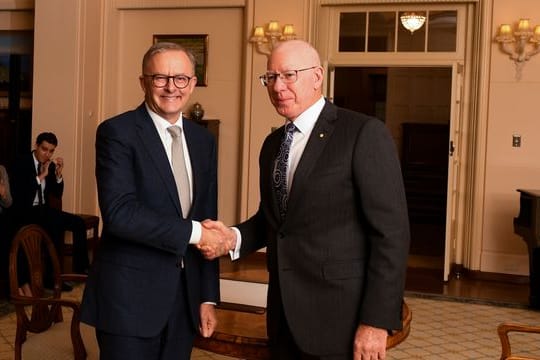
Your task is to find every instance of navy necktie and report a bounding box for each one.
[274,122,296,219]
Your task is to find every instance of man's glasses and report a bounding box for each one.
[143,74,194,89]
[259,66,318,87]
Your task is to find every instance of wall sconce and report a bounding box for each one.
[249,20,297,56]
[400,12,426,34]
[495,18,540,80]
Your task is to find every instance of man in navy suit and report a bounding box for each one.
[10,132,90,281]
[202,40,410,360]
[81,42,231,359]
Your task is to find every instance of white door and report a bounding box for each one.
[443,62,464,281]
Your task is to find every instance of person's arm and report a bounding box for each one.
[45,161,64,200]
[353,118,410,330]
[0,166,12,209]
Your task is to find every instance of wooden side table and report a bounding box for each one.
[62,213,99,265]
[193,302,411,359]
[77,213,100,262]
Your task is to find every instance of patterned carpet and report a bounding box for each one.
[390,296,540,359]
[2,288,540,360]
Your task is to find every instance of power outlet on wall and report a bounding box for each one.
[512,134,521,147]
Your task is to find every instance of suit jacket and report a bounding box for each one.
[10,152,63,214]
[237,100,410,356]
[81,103,219,337]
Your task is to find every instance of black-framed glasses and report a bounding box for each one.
[259,66,318,87]
[143,74,194,89]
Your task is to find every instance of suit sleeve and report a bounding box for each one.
[198,136,220,303]
[354,118,410,330]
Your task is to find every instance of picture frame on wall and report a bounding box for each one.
[153,34,208,87]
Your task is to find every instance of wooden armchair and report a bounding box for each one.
[498,323,540,360]
[9,224,98,360]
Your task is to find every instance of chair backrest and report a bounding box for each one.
[9,224,64,329]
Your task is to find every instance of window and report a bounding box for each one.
[338,10,457,53]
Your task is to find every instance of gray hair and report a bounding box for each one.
[142,42,196,75]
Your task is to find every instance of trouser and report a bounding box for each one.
[96,270,196,360]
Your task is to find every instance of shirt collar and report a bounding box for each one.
[288,96,325,135]
[145,103,184,134]
[32,152,39,167]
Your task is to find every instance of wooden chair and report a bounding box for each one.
[194,300,412,359]
[498,322,540,360]
[9,224,98,360]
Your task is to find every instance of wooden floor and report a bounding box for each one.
[220,252,531,307]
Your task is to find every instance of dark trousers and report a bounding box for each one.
[269,286,350,360]
[16,205,90,278]
[96,271,195,360]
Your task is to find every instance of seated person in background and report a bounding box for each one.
[0,163,12,213]
[10,132,90,281]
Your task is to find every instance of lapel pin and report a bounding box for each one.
[319,133,325,138]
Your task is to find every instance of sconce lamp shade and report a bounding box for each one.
[400,12,426,34]
[249,20,297,56]
[495,18,540,80]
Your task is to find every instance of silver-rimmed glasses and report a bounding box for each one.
[259,66,318,86]
[143,74,194,89]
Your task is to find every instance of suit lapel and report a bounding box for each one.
[286,102,337,219]
[135,105,183,217]
[182,118,204,210]
[263,130,284,225]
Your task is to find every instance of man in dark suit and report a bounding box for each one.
[201,40,410,359]
[81,42,229,360]
[10,132,90,279]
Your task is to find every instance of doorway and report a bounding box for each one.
[333,66,452,270]
[0,30,34,171]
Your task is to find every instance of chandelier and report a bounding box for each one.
[400,12,426,34]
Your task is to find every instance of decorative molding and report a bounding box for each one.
[320,0,477,4]
[0,0,34,9]
[115,0,245,10]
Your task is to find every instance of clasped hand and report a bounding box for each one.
[197,220,236,260]
[38,158,64,180]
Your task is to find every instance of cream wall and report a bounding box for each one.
[241,0,312,218]
[480,0,540,275]
[32,0,100,215]
[12,0,540,276]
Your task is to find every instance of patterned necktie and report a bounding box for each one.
[274,122,296,219]
[167,126,191,218]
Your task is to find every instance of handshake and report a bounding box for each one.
[196,220,237,260]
